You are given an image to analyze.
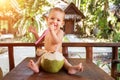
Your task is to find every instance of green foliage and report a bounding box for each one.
[116,22,120,31]
[63,36,70,42]
[12,0,51,42]
[20,33,36,42]
[10,0,120,42]
[96,60,102,66]
[114,0,120,5]
[71,0,110,38]
[113,32,120,42]
[69,0,120,41]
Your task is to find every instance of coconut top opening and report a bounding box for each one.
[42,52,64,61]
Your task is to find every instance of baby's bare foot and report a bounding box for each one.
[68,63,83,74]
[28,60,39,73]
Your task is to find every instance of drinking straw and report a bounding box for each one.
[35,29,49,45]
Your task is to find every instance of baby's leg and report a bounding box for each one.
[28,57,42,73]
[36,48,47,57]
[28,48,46,73]
[27,60,39,73]
[68,63,83,74]
[64,58,83,74]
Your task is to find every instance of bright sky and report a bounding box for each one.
[0,0,7,6]
[0,0,10,10]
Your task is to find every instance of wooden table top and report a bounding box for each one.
[2,57,115,80]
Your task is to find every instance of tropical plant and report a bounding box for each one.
[113,32,120,42]
[65,0,120,41]
[11,0,51,42]
[9,0,120,42]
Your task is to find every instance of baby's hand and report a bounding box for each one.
[49,24,55,31]
[28,26,36,33]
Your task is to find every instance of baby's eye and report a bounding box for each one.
[57,19,60,21]
[51,18,54,20]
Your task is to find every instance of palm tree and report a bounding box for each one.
[11,0,51,42]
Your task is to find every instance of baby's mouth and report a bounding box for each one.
[54,24,57,29]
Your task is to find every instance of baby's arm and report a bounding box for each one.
[48,24,64,44]
[29,26,39,40]
[50,28,64,44]
[35,29,49,45]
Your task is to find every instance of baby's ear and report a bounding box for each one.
[45,17,48,21]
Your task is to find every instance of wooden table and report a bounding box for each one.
[2,57,115,80]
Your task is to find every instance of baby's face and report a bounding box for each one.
[47,10,64,30]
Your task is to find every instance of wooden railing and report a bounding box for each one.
[0,42,120,80]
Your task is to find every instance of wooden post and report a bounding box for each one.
[62,47,68,57]
[86,47,93,62]
[111,47,118,79]
[8,46,15,71]
[0,67,3,80]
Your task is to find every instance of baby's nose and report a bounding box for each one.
[54,23,57,26]
[53,19,57,23]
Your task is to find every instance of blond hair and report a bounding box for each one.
[49,7,65,20]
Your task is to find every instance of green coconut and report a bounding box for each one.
[41,51,64,73]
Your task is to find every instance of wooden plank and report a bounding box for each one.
[2,57,115,80]
[0,42,120,47]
